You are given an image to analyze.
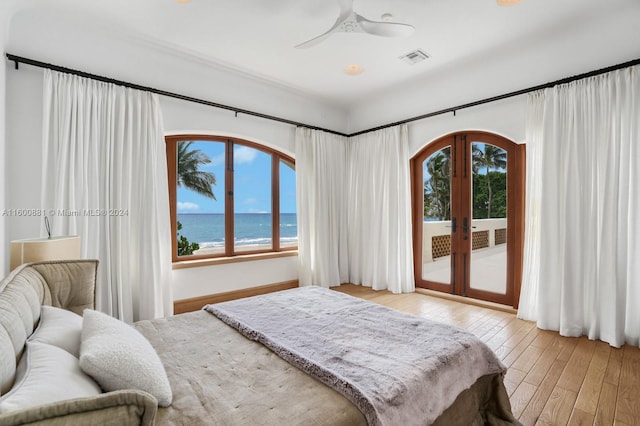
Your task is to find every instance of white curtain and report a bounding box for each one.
[519,66,640,347]
[347,126,414,293]
[295,125,414,293]
[41,70,172,322]
[295,127,349,287]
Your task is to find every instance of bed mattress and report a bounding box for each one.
[135,307,517,425]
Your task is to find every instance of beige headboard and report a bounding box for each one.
[0,260,98,395]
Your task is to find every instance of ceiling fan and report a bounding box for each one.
[295,0,415,49]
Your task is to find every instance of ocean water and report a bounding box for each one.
[177,213,297,248]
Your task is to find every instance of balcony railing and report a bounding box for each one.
[422,218,507,264]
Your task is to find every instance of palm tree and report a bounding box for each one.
[176,141,216,256]
[472,144,506,218]
[424,148,451,220]
[177,141,217,199]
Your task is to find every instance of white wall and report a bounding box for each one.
[172,256,298,301]
[160,96,296,158]
[4,65,42,248]
[406,95,527,157]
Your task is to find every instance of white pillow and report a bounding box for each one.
[28,305,83,357]
[0,342,102,413]
[79,309,172,406]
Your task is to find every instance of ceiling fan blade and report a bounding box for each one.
[295,0,413,48]
[294,29,335,49]
[295,3,354,49]
[358,16,415,38]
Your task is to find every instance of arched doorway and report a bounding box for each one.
[411,132,525,307]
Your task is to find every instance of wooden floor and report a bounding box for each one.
[334,284,640,426]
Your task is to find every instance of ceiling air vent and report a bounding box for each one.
[399,49,430,65]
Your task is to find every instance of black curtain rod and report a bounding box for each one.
[349,56,640,137]
[5,53,349,137]
[7,53,640,138]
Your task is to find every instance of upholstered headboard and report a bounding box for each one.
[0,260,98,395]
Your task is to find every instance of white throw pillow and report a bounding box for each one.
[28,305,83,357]
[79,309,172,406]
[0,342,102,413]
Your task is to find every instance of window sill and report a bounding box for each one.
[172,250,298,270]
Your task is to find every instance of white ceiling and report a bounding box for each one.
[6,0,640,111]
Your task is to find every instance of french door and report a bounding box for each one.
[411,132,525,307]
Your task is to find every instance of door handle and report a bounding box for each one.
[462,218,476,233]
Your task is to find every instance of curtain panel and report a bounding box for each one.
[347,126,414,293]
[41,70,172,322]
[295,127,349,287]
[519,66,640,347]
[295,125,414,293]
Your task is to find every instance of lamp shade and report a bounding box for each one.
[10,236,81,271]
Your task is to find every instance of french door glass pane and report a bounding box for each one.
[421,147,452,284]
[469,142,507,294]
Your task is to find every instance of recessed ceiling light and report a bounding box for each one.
[343,64,365,76]
[381,13,393,22]
[497,0,522,5]
[175,0,192,3]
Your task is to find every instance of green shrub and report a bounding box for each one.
[177,221,199,256]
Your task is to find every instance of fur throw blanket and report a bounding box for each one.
[205,286,505,426]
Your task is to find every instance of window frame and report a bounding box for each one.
[166,134,297,263]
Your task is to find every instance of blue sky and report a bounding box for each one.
[177,141,296,214]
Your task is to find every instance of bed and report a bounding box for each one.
[0,260,518,425]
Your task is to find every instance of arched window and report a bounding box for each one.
[166,135,296,262]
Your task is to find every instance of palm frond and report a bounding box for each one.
[177,141,217,200]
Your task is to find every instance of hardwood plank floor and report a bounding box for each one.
[334,284,640,426]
